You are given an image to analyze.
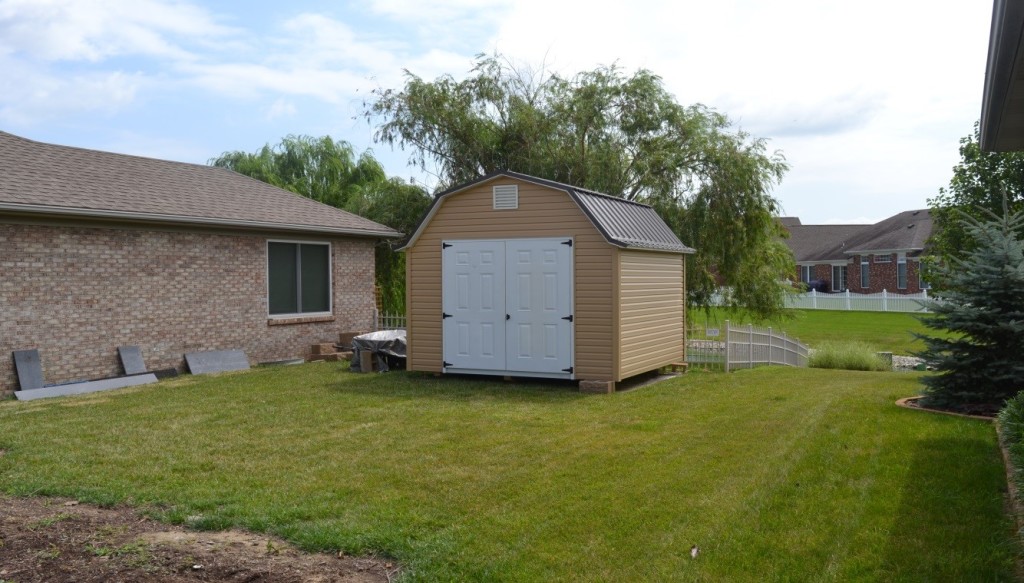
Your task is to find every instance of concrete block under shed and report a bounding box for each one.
[579,380,615,394]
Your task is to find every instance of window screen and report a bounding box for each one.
[860,257,870,288]
[268,242,330,315]
[897,255,907,289]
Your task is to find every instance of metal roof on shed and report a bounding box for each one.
[401,171,694,253]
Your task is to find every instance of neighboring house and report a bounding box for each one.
[400,171,693,393]
[781,210,933,294]
[0,131,399,396]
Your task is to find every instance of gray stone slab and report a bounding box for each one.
[118,345,148,375]
[184,349,250,374]
[15,374,158,401]
[12,349,44,390]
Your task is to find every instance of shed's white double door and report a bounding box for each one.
[442,238,573,376]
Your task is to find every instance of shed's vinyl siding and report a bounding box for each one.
[617,249,685,379]
[405,179,614,379]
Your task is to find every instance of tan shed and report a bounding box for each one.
[400,172,695,393]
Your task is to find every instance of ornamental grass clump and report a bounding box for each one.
[808,341,890,372]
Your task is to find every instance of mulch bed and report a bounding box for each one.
[0,495,398,582]
[896,396,999,420]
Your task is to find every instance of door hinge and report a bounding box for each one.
[562,367,574,373]
[561,239,573,247]
[442,312,452,319]
[443,361,453,368]
[442,242,453,249]
[561,315,573,322]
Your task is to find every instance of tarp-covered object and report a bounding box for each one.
[350,330,407,372]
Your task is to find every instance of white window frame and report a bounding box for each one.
[831,264,847,292]
[918,260,931,289]
[897,253,907,290]
[266,239,333,318]
[799,265,812,283]
[874,254,892,263]
[860,257,870,288]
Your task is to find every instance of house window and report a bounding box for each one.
[831,265,847,292]
[919,261,931,289]
[267,241,331,315]
[897,253,907,290]
[860,257,870,288]
[874,254,892,263]
[799,265,812,283]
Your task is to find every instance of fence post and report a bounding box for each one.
[845,289,851,311]
[882,289,888,312]
[724,320,731,372]
[811,288,817,309]
[768,327,773,366]
[748,324,754,369]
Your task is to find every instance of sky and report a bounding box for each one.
[0,0,995,224]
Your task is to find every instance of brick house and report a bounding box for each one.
[781,210,933,294]
[0,131,399,396]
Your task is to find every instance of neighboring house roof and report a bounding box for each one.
[0,131,400,238]
[401,170,695,253]
[784,224,869,262]
[778,217,802,227]
[980,0,1024,151]
[782,209,932,262]
[842,209,932,255]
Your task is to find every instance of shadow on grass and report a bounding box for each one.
[327,370,590,403]
[882,436,1017,580]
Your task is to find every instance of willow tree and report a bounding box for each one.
[210,135,430,314]
[364,54,792,318]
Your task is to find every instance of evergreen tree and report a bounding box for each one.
[918,207,1024,407]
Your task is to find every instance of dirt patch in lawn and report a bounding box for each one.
[0,495,397,582]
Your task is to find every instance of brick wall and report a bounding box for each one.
[0,223,376,396]
[847,254,926,294]
[797,256,926,294]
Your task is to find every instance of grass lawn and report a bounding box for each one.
[691,308,941,354]
[0,365,1016,581]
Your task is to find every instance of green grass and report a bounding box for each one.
[0,365,1016,581]
[691,308,942,354]
[809,341,891,372]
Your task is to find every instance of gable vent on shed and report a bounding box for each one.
[493,185,519,210]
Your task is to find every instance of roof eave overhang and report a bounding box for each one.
[844,247,924,256]
[981,0,1024,151]
[0,202,402,238]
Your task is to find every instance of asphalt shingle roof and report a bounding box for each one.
[782,209,933,262]
[0,131,399,237]
[404,171,693,253]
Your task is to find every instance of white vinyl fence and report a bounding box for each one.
[687,321,808,372]
[785,289,934,313]
[374,310,406,330]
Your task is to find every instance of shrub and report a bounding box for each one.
[808,342,890,372]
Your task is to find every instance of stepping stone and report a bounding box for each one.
[184,350,250,374]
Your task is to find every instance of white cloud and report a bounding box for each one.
[266,98,297,120]
[0,56,143,125]
[0,0,236,62]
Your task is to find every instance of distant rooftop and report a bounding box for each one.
[780,209,933,262]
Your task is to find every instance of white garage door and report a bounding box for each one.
[442,238,573,377]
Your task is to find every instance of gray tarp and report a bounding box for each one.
[350,330,406,372]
